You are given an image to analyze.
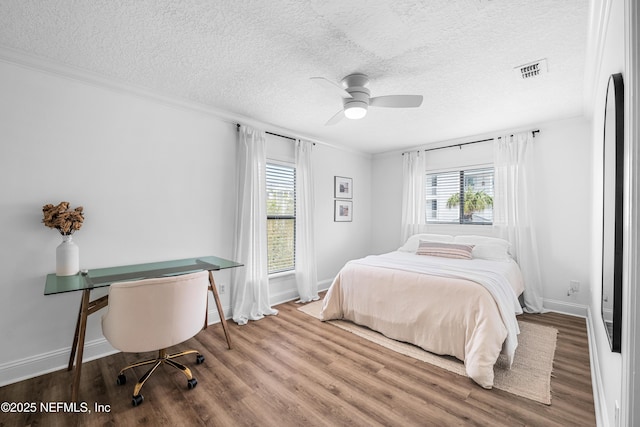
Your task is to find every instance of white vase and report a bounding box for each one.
[56,234,79,276]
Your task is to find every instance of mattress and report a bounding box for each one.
[320,251,524,388]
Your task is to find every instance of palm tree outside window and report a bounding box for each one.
[425,167,494,224]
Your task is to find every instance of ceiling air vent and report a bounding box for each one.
[514,59,547,80]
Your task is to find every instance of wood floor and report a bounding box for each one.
[0,299,596,427]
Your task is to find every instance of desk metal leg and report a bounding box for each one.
[68,300,83,371]
[70,289,90,402]
[208,270,232,349]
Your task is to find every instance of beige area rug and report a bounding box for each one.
[298,300,557,405]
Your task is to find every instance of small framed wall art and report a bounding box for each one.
[334,176,353,199]
[334,200,353,222]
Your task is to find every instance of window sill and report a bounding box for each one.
[269,270,295,280]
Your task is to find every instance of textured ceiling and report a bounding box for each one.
[0,0,589,153]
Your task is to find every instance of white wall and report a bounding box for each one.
[0,59,238,384]
[314,144,373,286]
[0,59,373,385]
[534,117,592,310]
[370,116,593,315]
[370,152,403,253]
[586,0,627,425]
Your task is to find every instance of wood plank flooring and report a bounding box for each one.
[0,299,596,427]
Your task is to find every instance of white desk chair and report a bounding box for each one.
[101,270,209,406]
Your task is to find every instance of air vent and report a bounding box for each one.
[514,59,547,80]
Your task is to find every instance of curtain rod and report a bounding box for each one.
[402,129,540,155]
[236,123,315,144]
[266,131,296,141]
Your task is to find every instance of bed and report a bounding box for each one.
[319,234,525,389]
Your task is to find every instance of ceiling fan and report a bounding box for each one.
[311,73,423,125]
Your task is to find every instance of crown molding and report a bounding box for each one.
[583,0,614,118]
[0,45,238,120]
[0,45,368,156]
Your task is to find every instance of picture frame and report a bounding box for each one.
[334,176,353,199]
[334,200,353,222]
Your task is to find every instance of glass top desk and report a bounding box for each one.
[45,256,243,402]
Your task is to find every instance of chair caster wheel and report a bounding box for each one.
[131,394,144,407]
[196,354,205,364]
[187,378,198,389]
[116,374,126,386]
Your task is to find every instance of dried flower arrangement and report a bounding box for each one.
[42,201,84,235]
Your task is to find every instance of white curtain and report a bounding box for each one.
[493,132,544,313]
[294,140,319,303]
[231,125,278,325]
[401,151,427,243]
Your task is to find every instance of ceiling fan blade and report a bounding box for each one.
[369,95,423,108]
[311,77,353,99]
[325,109,345,126]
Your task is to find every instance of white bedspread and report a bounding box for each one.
[320,251,525,388]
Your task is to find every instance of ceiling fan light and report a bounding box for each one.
[344,104,367,119]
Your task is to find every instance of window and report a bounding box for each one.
[266,163,296,274]
[425,167,494,224]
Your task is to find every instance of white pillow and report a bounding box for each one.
[453,235,512,260]
[471,244,512,261]
[454,235,511,249]
[398,233,454,252]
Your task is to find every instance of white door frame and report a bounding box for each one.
[622,1,640,426]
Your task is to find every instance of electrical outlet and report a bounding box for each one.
[219,283,225,294]
[570,280,580,292]
[568,280,581,296]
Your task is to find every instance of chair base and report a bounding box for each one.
[116,348,204,406]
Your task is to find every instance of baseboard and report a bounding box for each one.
[543,298,588,317]
[206,304,231,324]
[270,288,303,306]
[318,278,333,292]
[0,306,230,388]
[269,278,334,306]
[586,305,608,427]
[0,337,118,388]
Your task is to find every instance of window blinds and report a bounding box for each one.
[266,163,296,273]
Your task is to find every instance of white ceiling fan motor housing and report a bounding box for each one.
[342,73,370,119]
